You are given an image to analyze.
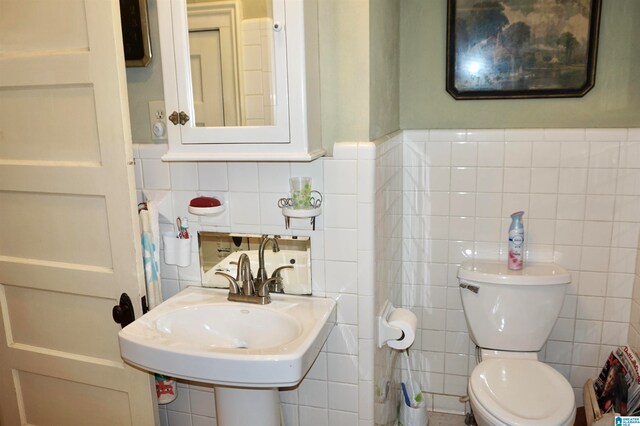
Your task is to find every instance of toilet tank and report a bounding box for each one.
[458,261,571,352]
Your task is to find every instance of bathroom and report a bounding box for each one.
[1,0,639,425]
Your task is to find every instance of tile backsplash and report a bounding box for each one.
[133,127,640,424]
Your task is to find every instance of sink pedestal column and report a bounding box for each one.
[214,386,280,426]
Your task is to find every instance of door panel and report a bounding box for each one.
[0,0,157,424]
[15,371,132,426]
[0,85,102,164]
[3,286,122,361]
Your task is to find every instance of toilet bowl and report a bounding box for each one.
[458,261,576,426]
[468,357,576,426]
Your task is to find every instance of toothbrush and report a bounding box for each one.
[401,382,411,407]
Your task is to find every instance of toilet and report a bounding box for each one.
[458,261,576,426]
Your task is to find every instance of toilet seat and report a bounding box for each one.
[469,358,576,426]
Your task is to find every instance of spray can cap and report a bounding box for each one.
[510,211,524,219]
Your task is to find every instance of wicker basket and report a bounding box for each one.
[583,378,618,426]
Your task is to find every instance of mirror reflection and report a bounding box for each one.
[187,0,275,127]
[199,232,311,295]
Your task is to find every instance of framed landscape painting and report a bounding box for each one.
[446,0,602,99]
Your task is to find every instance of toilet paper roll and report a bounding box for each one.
[386,308,418,350]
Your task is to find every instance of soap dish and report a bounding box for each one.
[188,204,225,216]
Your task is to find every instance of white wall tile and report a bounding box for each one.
[228,163,259,192]
[530,168,559,193]
[504,141,532,167]
[228,192,261,225]
[450,167,477,192]
[532,141,561,167]
[560,141,590,168]
[576,296,605,320]
[324,195,357,228]
[170,163,198,190]
[618,141,640,168]
[299,407,328,426]
[585,195,615,221]
[197,163,228,191]
[558,168,588,194]
[574,320,602,344]
[587,169,617,194]
[503,168,531,193]
[451,142,477,166]
[476,168,503,193]
[325,229,358,262]
[545,129,585,141]
[324,160,357,194]
[589,142,620,169]
[429,129,466,142]
[258,162,291,193]
[424,141,451,166]
[477,142,505,167]
[298,379,328,408]
[142,159,171,189]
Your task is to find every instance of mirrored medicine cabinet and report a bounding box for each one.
[199,232,312,295]
[157,0,324,161]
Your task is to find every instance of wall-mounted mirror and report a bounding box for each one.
[158,0,324,160]
[187,0,275,127]
[199,232,311,295]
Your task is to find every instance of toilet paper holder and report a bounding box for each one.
[378,301,402,348]
[378,300,417,349]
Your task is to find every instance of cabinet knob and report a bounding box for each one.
[273,22,283,32]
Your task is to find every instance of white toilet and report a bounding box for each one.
[458,261,576,426]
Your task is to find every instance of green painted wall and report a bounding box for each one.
[400,0,640,129]
[319,0,371,154]
[370,0,400,140]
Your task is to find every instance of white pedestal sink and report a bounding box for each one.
[118,287,336,425]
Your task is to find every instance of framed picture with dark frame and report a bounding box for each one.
[120,0,152,67]
[446,0,602,100]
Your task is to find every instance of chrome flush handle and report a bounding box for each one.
[459,282,480,294]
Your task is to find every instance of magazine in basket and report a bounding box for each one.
[593,346,640,416]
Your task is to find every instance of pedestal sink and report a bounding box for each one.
[118,287,336,425]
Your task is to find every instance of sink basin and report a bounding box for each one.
[155,304,301,349]
[118,287,336,387]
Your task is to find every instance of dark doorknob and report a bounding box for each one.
[112,293,135,328]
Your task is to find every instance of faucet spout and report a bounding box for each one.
[257,236,280,286]
[237,253,255,296]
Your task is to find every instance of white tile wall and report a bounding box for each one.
[241,18,274,126]
[135,142,378,426]
[373,131,404,425]
[135,127,640,423]
[402,128,640,413]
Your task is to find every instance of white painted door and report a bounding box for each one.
[0,1,157,425]
[189,29,226,127]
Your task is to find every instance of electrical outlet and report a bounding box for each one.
[148,100,167,141]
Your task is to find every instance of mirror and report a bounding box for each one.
[199,232,312,295]
[186,0,275,127]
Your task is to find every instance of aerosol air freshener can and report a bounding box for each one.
[508,211,525,270]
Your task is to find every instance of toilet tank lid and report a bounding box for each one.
[458,261,571,285]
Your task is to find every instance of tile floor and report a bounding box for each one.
[428,412,467,425]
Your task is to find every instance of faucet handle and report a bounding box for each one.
[266,265,293,293]
[271,265,293,278]
[258,277,278,298]
[215,272,240,294]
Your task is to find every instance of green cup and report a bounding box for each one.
[290,177,312,209]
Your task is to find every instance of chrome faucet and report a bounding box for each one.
[215,253,271,304]
[256,236,294,294]
[257,236,280,286]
